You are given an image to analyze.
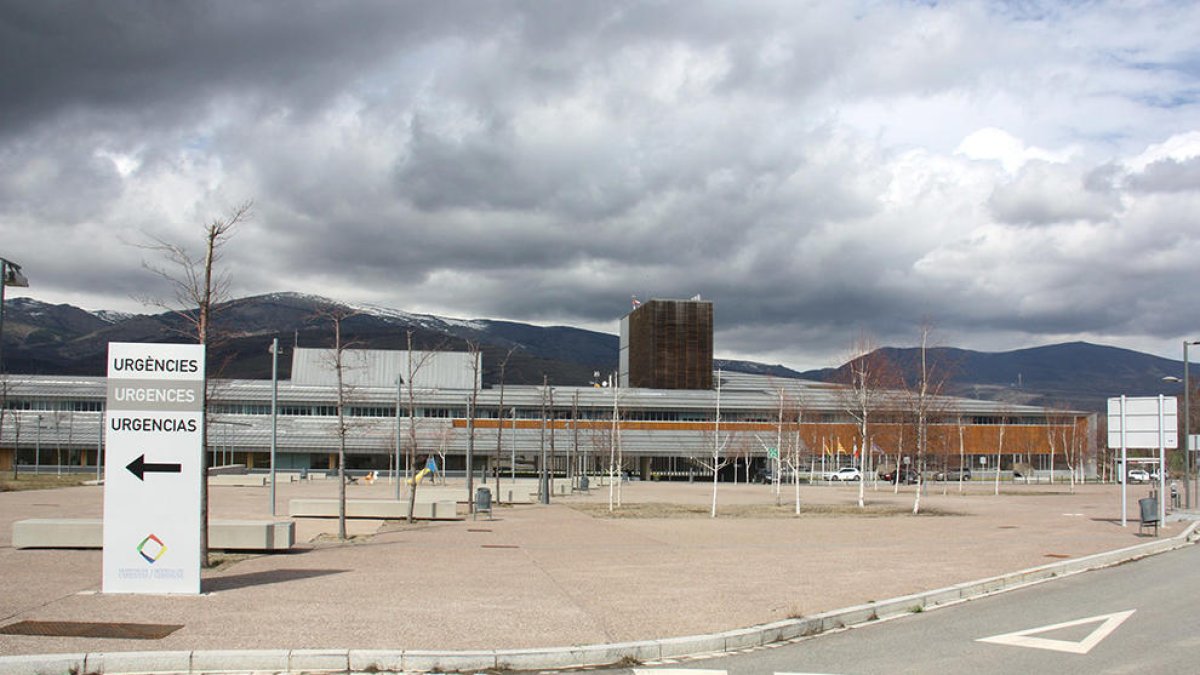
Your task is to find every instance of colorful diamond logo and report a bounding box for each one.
[137,533,167,564]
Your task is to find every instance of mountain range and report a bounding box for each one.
[1,292,1190,412]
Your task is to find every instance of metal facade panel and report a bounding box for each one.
[1,371,1079,464]
[290,348,477,390]
[415,351,479,390]
[618,316,630,388]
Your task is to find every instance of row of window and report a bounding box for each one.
[4,398,1060,426]
[4,400,104,412]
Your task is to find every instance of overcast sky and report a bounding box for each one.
[2,1,1198,370]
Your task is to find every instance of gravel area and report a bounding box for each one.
[0,476,1177,655]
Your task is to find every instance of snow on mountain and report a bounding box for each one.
[93,310,135,324]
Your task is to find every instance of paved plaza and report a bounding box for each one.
[0,476,1186,657]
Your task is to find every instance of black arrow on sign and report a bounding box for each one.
[126,454,182,481]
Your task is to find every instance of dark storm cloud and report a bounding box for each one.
[2,1,1200,369]
[0,1,508,136]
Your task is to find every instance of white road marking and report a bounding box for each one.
[634,670,843,675]
[633,670,727,675]
[976,609,1136,654]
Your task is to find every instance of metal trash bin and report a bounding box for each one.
[1138,497,1159,536]
[579,475,589,491]
[474,486,492,516]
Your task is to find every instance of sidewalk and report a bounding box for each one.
[0,477,1188,660]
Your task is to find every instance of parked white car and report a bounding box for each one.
[827,467,862,481]
[1127,469,1150,483]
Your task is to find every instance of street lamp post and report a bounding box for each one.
[0,258,29,374]
[1186,341,1199,509]
[539,377,550,505]
[269,338,280,516]
[1165,339,1200,510]
[35,413,42,474]
[0,258,28,473]
[400,374,410,497]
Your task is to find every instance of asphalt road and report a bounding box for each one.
[608,542,1200,675]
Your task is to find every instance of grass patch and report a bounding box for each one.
[204,552,256,572]
[310,532,376,545]
[0,474,91,492]
[377,520,439,534]
[997,489,1078,496]
[567,502,962,519]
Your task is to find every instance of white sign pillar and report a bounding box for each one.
[1121,395,1127,527]
[1158,395,1167,523]
[103,343,205,594]
[1107,395,1177,528]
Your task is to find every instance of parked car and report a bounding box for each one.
[827,467,862,481]
[755,466,796,484]
[935,467,972,481]
[1127,469,1151,483]
[881,467,920,484]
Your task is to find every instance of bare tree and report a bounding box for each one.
[139,201,252,566]
[434,425,456,486]
[956,413,967,493]
[492,346,517,499]
[402,330,441,522]
[993,406,1010,496]
[321,309,361,541]
[608,381,621,512]
[908,323,953,515]
[839,336,895,509]
[696,368,731,518]
[1046,404,1081,492]
[1,375,19,478]
[464,340,482,512]
[8,400,21,479]
[781,392,808,514]
[773,382,787,498]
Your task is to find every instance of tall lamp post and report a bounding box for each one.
[1183,341,1199,509]
[269,338,280,516]
[1165,338,1200,509]
[0,257,29,373]
[0,258,28,471]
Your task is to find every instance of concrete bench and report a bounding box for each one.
[11,519,294,551]
[11,518,102,549]
[208,475,267,487]
[210,520,295,550]
[494,485,568,503]
[289,499,459,520]
[208,464,247,476]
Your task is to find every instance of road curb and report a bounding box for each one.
[2,520,1196,675]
